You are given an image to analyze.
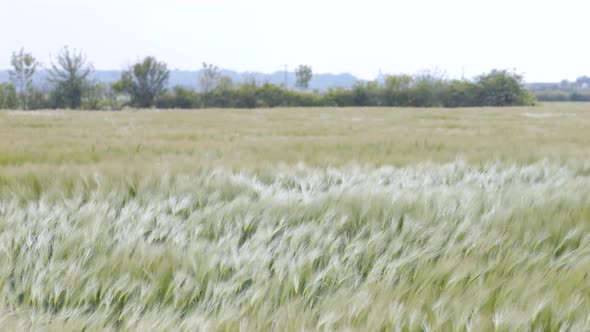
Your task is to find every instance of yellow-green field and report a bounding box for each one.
[1,103,589,175]
[1,104,590,330]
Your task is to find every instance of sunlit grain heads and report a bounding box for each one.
[0,161,589,329]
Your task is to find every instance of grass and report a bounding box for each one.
[1,103,590,330]
[1,103,589,175]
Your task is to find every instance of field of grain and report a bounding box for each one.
[1,104,590,330]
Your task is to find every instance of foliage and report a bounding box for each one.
[47,47,93,109]
[382,74,412,106]
[1,47,536,109]
[9,48,40,110]
[117,56,170,108]
[144,69,534,109]
[199,62,222,93]
[198,62,227,107]
[475,70,533,106]
[570,92,590,102]
[321,70,534,108]
[536,91,590,102]
[26,87,50,110]
[324,87,356,106]
[442,80,481,107]
[0,83,18,109]
[295,64,313,90]
[156,86,202,109]
[81,82,108,110]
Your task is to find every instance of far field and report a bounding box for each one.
[0,103,589,330]
[1,103,589,176]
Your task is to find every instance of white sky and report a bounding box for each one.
[1,0,588,82]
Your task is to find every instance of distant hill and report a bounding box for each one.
[0,69,360,91]
[5,69,588,93]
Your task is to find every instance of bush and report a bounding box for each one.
[442,80,481,107]
[382,75,412,106]
[475,70,535,106]
[156,86,201,109]
[18,68,536,110]
[535,91,571,102]
[570,92,590,102]
[534,91,590,103]
[27,88,51,110]
[324,88,355,107]
[0,84,18,109]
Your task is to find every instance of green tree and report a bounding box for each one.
[217,76,234,91]
[0,84,18,109]
[205,76,235,108]
[27,87,50,110]
[295,65,313,90]
[47,47,93,109]
[82,82,108,110]
[9,48,40,110]
[118,56,170,108]
[476,70,534,106]
[383,74,413,106]
[408,70,448,107]
[442,80,481,107]
[156,86,201,109]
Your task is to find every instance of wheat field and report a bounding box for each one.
[1,104,590,331]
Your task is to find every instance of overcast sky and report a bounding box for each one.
[1,0,588,82]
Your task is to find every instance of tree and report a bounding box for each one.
[295,65,313,90]
[199,62,223,93]
[409,70,448,107]
[198,62,223,107]
[82,81,107,110]
[118,56,170,108]
[442,80,481,107]
[9,48,40,110]
[104,82,127,110]
[47,46,93,109]
[0,84,18,109]
[156,86,201,109]
[198,62,221,93]
[383,74,413,106]
[217,76,234,91]
[476,70,534,106]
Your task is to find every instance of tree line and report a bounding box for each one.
[534,91,590,102]
[529,77,590,102]
[0,47,536,110]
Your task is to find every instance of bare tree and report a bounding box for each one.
[9,48,40,110]
[198,62,221,93]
